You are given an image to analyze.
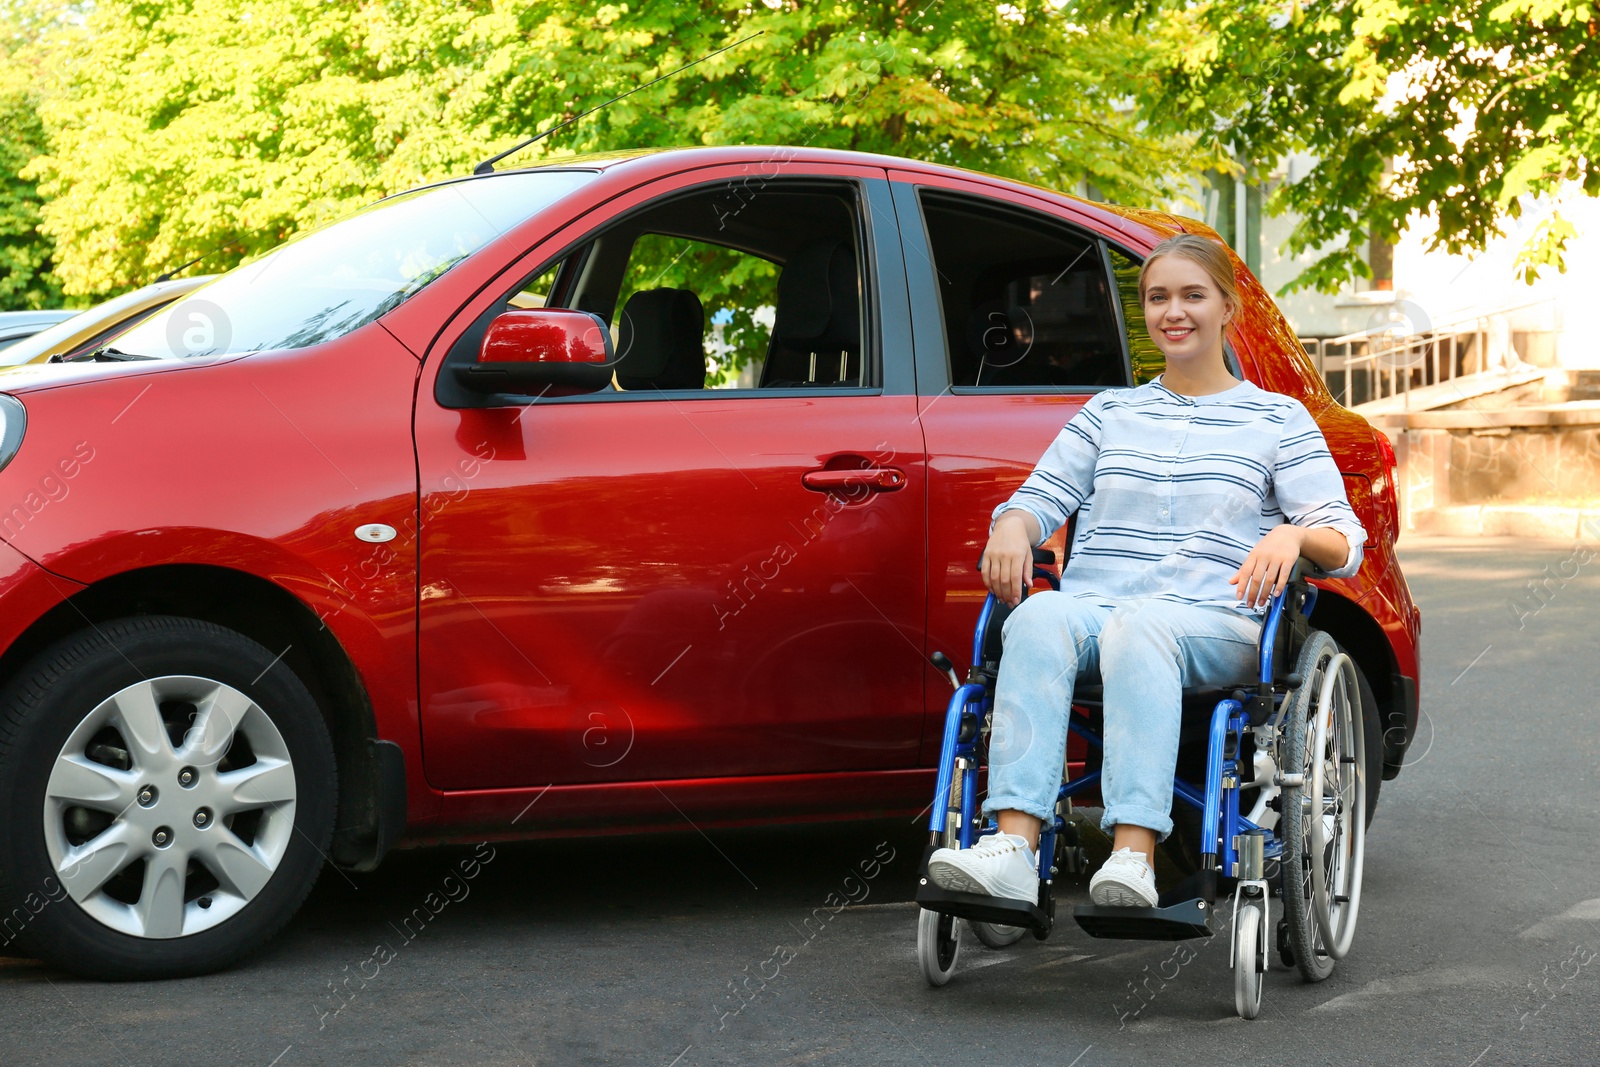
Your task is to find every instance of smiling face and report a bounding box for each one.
[1140,253,1237,370]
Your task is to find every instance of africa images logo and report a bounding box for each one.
[165,298,232,360]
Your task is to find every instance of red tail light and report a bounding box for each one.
[1373,430,1400,534]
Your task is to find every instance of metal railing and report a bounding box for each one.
[1301,297,1556,411]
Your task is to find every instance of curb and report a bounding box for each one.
[1409,506,1600,540]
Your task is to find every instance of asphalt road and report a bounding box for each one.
[3,534,1599,1066]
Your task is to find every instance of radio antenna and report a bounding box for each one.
[472,31,763,176]
[154,233,242,283]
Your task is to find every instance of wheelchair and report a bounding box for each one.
[914,547,1368,1019]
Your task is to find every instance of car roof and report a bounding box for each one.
[0,310,76,328]
[435,145,1185,244]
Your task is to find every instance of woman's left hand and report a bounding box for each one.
[1230,525,1307,608]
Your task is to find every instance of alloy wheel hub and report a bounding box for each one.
[42,676,297,939]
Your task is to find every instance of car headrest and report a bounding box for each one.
[616,288,706,391]
[966,301,1034,381]
[772,240,859,353]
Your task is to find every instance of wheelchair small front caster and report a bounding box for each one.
[917,908,961,986]
[1276,917,1295,968]
[1233,902,1266,1020]
[1054,824,1089,876]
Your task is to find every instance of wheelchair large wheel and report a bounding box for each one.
[1280,632,1367,981]
[970,918,1027,949]
[917,908,961,985]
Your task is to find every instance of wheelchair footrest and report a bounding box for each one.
[1072,898,1213,941]
[915,882,1052,937]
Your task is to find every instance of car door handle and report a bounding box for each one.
[801,467,907,493]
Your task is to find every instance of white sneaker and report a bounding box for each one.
[927,833,1039,904]
[1089,848,1159,908]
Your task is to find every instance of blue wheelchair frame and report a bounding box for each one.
[915,554,1321,941]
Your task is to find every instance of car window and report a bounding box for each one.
[506,261,561,310]
[611,233,781,389]
[442,180,872,402]
[584,183,868,392]
[1107,246,1165,386]
[918,191,1126,390]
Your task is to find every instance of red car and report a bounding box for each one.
[0,147,1420,978]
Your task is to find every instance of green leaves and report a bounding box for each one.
[9,0,1578,309]
[1,0,1197,303]
[1516,209,1577,283]
[1127,0,1600,293]
[0,0,67,309]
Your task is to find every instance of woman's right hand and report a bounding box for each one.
[981,510,1040,607]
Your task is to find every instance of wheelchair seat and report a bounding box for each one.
[1070,682,1236,710]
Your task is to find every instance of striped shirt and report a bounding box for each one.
[993,375,1368,617]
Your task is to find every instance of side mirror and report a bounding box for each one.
[453,308,614,396]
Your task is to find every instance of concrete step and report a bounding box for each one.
[1369,398,1600,433]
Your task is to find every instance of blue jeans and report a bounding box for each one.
[981,592,1263,840]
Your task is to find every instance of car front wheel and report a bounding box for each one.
[0,616,336,979]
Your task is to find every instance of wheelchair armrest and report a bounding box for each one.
[1255,557,1326,709]
[971,545,1062,593]
[1287,555,1327,583]
[972,545,1058,571]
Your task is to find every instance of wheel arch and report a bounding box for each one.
[0,562,404,870]
[1307,587,1408,780]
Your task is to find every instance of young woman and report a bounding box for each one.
[928,233,1368,908]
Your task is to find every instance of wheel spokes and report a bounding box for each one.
[112,684,174,766]
[219,757,296,813]
[183,684,256,766]
[133,849,189,938]
[196,830,275,900]
[58,822,140,900]
[47,754,139,813]
[42,672,306,946]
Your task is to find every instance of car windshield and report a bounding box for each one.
[114,171,596,360]
[0,288,175,367]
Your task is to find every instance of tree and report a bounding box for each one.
[0,1,69,309]
[1120,0,1600,292]
[23,0,1198,303]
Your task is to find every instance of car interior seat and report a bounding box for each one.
[614,288,707,390]
[760,239,862,387]
[965,300,1034,386]
[963,263,1125,388]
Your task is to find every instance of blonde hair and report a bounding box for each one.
[1138,233,1240,313]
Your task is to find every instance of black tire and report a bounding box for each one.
[970,918,1027,949]
[0,616,337,979]
[1351,659,1383,826]
[1162,801,1205,877]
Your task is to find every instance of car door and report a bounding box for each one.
[414,167,929,790]
[889,173,1161,765]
